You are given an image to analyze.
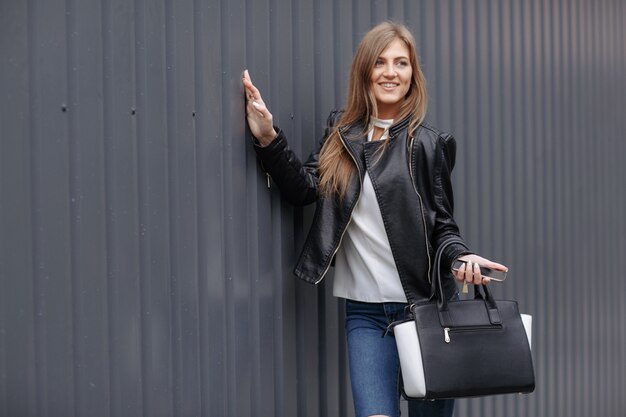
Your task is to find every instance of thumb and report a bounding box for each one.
[252,101,272,119]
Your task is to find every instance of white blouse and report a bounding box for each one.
[332,118,407,303]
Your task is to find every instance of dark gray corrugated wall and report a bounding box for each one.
[1,0,625,416]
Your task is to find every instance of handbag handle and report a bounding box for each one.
[432,238,502,326]
[429,237,464,304]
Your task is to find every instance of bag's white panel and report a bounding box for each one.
[521,314,532,349]
[394,321,427,398]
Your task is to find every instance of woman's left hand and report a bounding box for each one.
[242,70,277,146]
[452,254,508,285]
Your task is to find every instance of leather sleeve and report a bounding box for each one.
[252,110,341,206]
[432,134,472,270]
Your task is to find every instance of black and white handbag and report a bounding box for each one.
[390,238,535,399]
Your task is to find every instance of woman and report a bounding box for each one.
[243,21,507,417]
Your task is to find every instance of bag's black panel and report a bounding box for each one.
[414,300,534,399]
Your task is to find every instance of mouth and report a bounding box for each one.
[379,82,400,89]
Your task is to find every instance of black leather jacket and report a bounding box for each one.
[254,111,471,303]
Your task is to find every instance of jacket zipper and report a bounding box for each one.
[314,130,362,284]
[259,161,272,188]
[407,136,432,283]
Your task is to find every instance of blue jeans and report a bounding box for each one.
[345,299,454,417]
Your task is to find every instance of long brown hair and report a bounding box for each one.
[318,21,428,198]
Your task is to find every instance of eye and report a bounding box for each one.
[397,60,410,67]
[375,59,384,67]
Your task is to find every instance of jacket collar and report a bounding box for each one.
[338,113,412,140]
[389,114,411,137]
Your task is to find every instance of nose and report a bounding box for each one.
[383,64,396,78]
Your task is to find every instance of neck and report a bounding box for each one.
[376,100,402,119]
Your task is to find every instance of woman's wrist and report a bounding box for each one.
[257,128,278,147]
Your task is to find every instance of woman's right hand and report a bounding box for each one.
[242,70,277,146]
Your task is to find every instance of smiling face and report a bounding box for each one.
[370,38,413,119]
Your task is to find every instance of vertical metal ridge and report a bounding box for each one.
[488,0,501,267]
[570,3,581,416]
[572,1,582,415]
[594,3,605,415]
[133,0,150,415]
[605,2,616,412]
[564,1,576,415]
[538,1,549,415]
[581,3,597,415]
[552,0,568,408]
[615,4,626,415]
[127,0,144,413]
[92,2,112,417]
[549,2,559,415]
[591,3,601,414]
[206,0,227,414]
[218,0,235,415]
[459,0,473,237]
[65,0,80,413]
[475,0,486,249]
[25,0,44,414]
[100,0,115,414]
[612,1,624,412]
[516,0,528,327]
[163,0,181,415]
[164,2,176,411]
[192,0,209,414]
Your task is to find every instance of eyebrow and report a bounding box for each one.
[377,55,410,60]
